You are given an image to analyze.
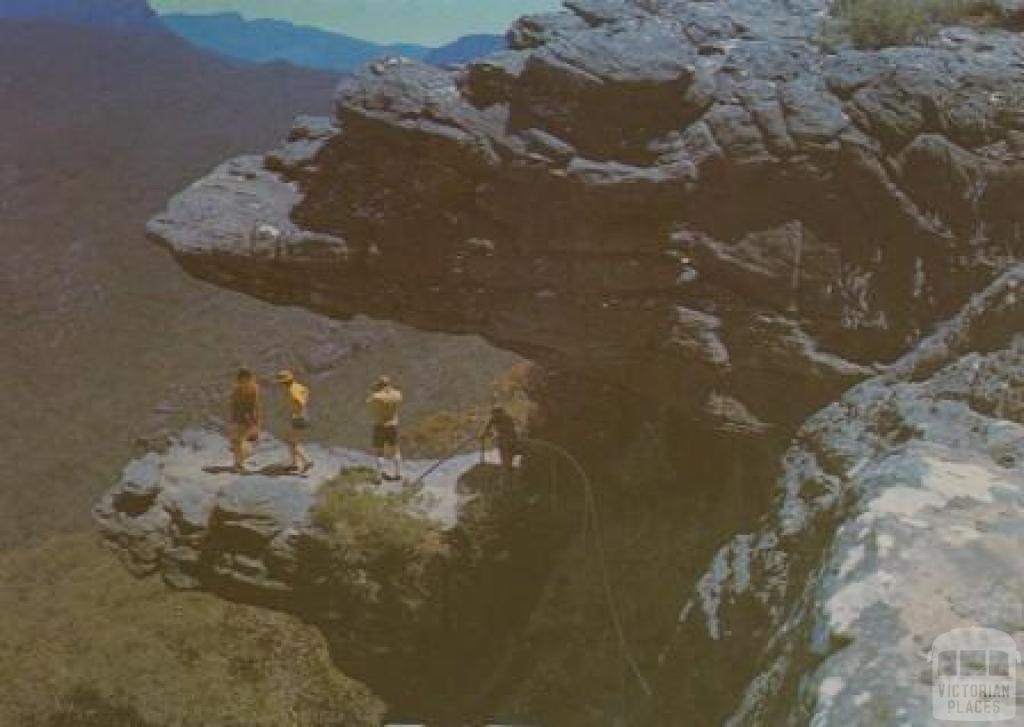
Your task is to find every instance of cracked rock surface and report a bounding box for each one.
[149,0,1024,427]
[140,0,1024,722]
[685,266,1024,724]
[94,429,483,593]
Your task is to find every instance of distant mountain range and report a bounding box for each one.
[425,34,506,66]
[0,1,505,71]
[159,12,505,72]
[0,0,159,29]
[159,12,427,71]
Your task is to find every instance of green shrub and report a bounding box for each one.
[328,465,380,488]
[312,474,441,555]
[402,362,535,458]
[826,0,1004,49]
[310,471,448,614]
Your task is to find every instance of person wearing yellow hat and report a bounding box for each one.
[276,369,313,473]
[366,374,403,482]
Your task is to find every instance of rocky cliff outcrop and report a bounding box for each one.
[140,0,1024,723]
[93,430,475,591]
[680,265,1024,724]
[149,0,1024,429]
[94,431,574,720]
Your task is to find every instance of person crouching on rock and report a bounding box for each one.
[481,405,522,477]
[229,367,262,473]
[367,375,403,482]
[275,369,313,474]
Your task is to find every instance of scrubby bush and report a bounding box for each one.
[310,471,448,614]
[312,474,443,557]
[402,362,536,458]
[302,470,453,688]
[825,0,1005,49]
[401,407,484,459]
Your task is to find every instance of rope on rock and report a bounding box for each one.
[405,428,654,700]
[523,436,654,699]
[410,432,483,486]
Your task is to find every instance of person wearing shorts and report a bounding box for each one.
[228,367,262,473]
[276,369,313,473]
[366,375,403,482]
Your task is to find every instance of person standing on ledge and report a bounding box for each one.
[276,369,313,474]
[228,367,262,474]
[367,374,403,482]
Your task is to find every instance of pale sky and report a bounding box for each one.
[148,0,564,45]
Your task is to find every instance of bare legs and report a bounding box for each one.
[286,427,311,472]
[230,425,252,472]
[374,444,403,482]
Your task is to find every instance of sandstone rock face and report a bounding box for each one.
[93,430,480,592]
[681,266,1024,724]
[141,0,1024,722]
[148,0,1024,427]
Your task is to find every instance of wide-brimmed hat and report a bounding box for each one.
[275,369,295,384]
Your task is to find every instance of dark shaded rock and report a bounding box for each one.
[674,265,1024,725]
[147,0,1024,434]
[264,115,340,181]
[113,454,162,514]
[94,430,573,721]
[93,429,484,598]
[463,50,528,109]
[510,17,698,159]
[999,0,1024,28]
[507,11,591,50]
[141,2,1024,721]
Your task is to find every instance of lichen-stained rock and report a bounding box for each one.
[138,2,1024,722]
[93,429,481,594]
[94,431,573,720]
[673,265,1024,725]
[264,114,340,182]
[147,1,1024,432]
[147,156,350,263]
